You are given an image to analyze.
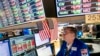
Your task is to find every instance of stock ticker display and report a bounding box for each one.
[56,0,100,17]
[0,0,45,27]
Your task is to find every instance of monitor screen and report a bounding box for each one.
[9,35,35,56]
[34,33,49,47]
[36,45,52,56]
[24,50,37,56]
[0,0,46,27]
[77,31,83,38]
[96,25,100,31]
[56,0,100,17]
[0,40,11,56]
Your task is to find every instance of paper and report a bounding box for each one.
[37,46,52,56]
[34,33,49,47]
[0,40,10,56]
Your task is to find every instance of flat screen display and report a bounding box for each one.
[77,31,83,38]
[36,45,52,56]
[0,40,11,56]
[24,50,37,56]
[9,35,35,56]
[0,0,46,27]
[56,0,100,17]
[34,33,49,47]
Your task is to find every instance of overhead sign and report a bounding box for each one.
[85,14,100,24]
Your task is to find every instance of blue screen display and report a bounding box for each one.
[0,40,11,56]
[77,31,83,38]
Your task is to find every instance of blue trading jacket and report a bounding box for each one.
[57,38,89,56]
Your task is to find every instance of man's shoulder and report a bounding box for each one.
[61,41,67,47]
[74,39,89,56]
[75,38,85,44]
[74,38,87,48]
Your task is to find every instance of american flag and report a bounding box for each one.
[37,20,50,41]
[81,49,88,54]
[50,18,58,41]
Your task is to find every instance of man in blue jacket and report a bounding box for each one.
[57,27,89,56]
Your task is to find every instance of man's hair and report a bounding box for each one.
[63,27,77,36]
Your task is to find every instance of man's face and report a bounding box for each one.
[63,29,75,43]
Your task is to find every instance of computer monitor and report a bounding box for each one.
[55,0,100,17]
[96,25,100,31]
[34,33,49,47]
[77,31,83,38]
[36,45,52,56]
[24,49,37,56]
[9,35,35,56]
[0,40,11,56]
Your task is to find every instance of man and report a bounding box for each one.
[57,27,89,56]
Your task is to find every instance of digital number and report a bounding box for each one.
[58,2,65,7]
[83,8,91,13]
[96,7,100,11]
[83,3,91,8]
[71,0,81,5]
[96,2,100,6]
[60,6,66,10]
[59,11,68,15]
[71,5,81,10]
[71,10,81,14]
[82,0,91,3]
[98,0,100,2]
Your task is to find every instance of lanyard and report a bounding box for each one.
[64,47,70,56]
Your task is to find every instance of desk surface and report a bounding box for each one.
[86,43,100,54]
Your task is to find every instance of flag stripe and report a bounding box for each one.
[42,21,47,40]
[43,20,50,38]
[50,19,58,41]
[42,20,50,40]
[38,20,50,41]
[39,30,43,40]
[38,19,58,41]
